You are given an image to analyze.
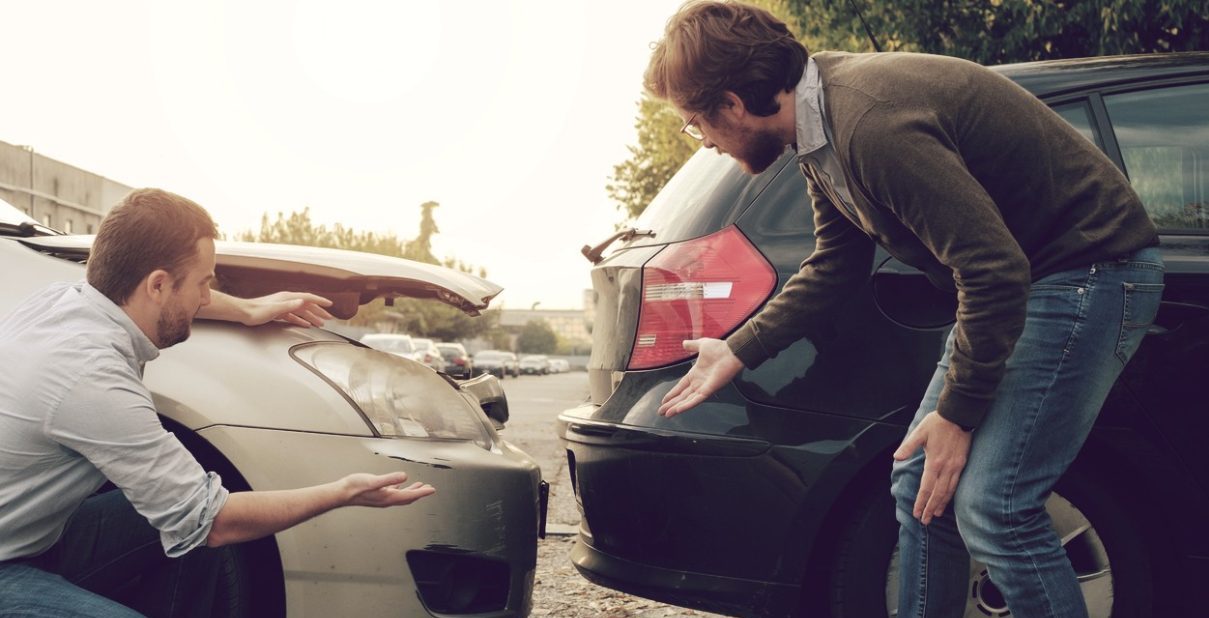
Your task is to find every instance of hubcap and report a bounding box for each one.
[884,493,1112,617]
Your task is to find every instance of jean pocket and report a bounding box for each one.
[1115,282,1164,364]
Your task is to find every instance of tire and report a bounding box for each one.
[826,471,1153,618]
[214,545,252,618]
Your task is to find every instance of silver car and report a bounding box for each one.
[0,199,545,617]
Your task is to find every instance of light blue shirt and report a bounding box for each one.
[0,281,227,561]
[795,57,862,221]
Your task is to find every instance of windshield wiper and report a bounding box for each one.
[0,221,58,238]
[581,227,655,264]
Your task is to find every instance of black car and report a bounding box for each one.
[560,53,1209,617]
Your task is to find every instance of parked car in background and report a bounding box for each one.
[436,342,474,379]
[560,53,1209,617]
[519,354,551,375]
[410,337,447,373]
[0,198,545,617]
[474,350,520,378]
[359,333,416,358]
[548,358,571,374]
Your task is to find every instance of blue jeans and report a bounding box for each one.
[890,247,1164,618]
[0,490,221,618]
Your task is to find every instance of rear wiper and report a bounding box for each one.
[581,227,655,264]
[0,221,58,238]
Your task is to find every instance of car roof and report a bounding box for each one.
[992,52,1209,97]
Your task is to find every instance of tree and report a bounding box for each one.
[781,0,1208,65]
[237,205,495,340]
[609,0,1209,219]
[607,94,702,221]
[516,320,558,354]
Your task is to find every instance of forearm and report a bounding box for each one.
[206,480,349,547]
[727,198,873,367]
[195,290,249,324]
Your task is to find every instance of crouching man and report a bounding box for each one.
[0,188,436,617]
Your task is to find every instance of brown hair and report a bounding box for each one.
[645,1,807,118]
[87,188,218,305]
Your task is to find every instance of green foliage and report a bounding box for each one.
[782,0,1209,64]
[607,94,702,221]
[610,0,1209,219]
[516,319,559,354]
[238,206,498,339]
[487,329,513,351]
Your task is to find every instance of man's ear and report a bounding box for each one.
[143,269,173,305]
[716,91,748,122]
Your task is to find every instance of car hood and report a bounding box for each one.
[17,235,502,318]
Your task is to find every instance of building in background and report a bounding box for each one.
[0,139,131,233]
[498,306,592,352]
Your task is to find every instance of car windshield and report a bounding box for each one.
[475,352,505,360]
[363,336,414,353]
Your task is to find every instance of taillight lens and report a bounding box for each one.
[628,226,775,370]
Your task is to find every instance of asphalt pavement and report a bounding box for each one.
[493,371,585,533]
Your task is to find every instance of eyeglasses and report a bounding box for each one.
[680,113,704,141]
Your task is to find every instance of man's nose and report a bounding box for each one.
[201,288,212,306]
[702,137,716,150]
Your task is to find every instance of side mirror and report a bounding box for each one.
[460,373,510,429]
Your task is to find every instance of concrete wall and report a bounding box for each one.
[0,139,132,233]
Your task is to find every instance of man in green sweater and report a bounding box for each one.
[650,2,1162,616]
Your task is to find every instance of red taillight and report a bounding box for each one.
[628,226,775,370]
[454,358,466,366]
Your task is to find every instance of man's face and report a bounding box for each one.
[156,238,215,349]
[684,108,785,175]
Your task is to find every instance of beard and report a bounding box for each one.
[730,126,786,175]
[156,301,193,348]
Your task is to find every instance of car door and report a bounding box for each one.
[1096,80,1209,495]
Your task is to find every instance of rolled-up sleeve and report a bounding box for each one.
[46,358,229,557]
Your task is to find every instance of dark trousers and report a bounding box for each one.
[0,490,221,617]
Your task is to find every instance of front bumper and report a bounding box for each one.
[199,425,543,617]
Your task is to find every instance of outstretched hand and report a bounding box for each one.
[343,472,436,508]
[657,338,744,417]
[893,411,972,525]
[241,291,334,327]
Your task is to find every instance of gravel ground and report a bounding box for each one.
[533,535,728,618]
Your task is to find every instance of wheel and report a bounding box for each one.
[825,472,1153,617]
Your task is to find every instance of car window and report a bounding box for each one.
[1051,100,1100,149]
[1104,82,1209,231]
[631,148,789,245]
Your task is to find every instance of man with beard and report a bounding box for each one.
[0,189,436,617]
[650,2,1161,617]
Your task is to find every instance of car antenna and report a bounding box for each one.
[845,0,883,52]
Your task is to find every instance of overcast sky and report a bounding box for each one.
[1,0,686,310]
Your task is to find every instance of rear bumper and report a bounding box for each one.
[558,379,905,617]
[570,536,798,618]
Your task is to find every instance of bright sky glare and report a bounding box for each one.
[1,0,686,310]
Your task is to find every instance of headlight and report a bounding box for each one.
[291,342,497,450]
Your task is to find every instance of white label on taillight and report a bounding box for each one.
[644,281,734,301]
[636,334,657,347]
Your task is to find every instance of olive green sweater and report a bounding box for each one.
[725,51,1157,429]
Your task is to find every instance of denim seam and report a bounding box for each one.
[1000,267,1094,618]
[73,537,162,587]
[917,525,929,618]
